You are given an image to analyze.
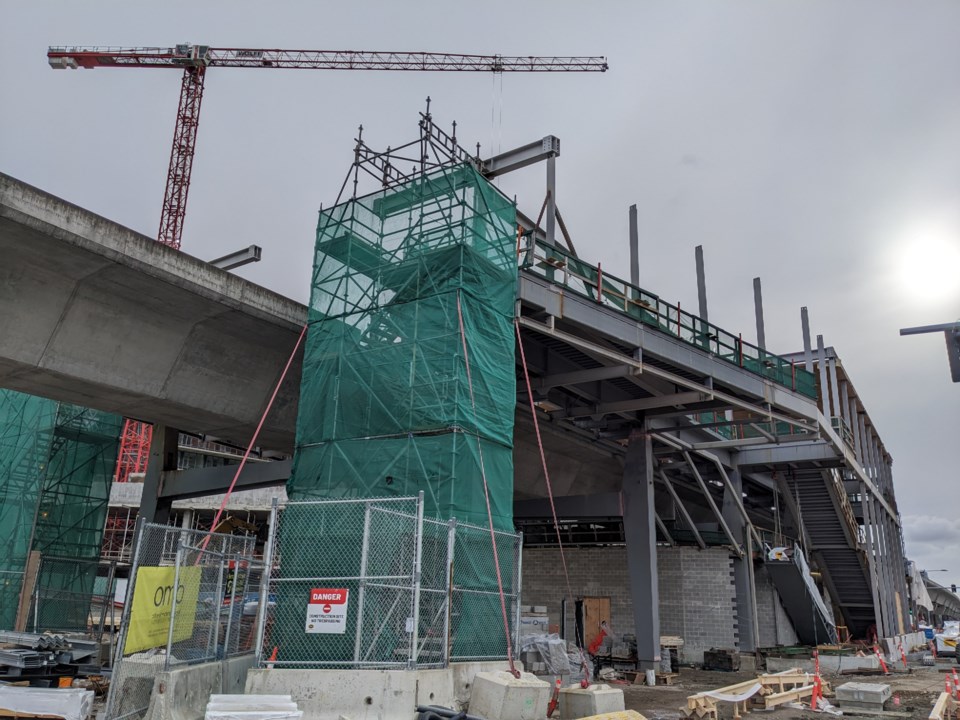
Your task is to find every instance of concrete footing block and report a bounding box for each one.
[558,684,625,720]
[467,671,550,720]
[836,682,892,711]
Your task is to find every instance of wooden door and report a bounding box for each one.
[583,596,611,650]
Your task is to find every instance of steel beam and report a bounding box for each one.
[514,493,621,519]
[564,391,705,419]
[655,513,675,546]
[481,135,560,178]
[801,307,813,372]
[159,459,291,500]
[658,471,706,549]
[209,244,262,270]
[629,204,639,287]
[534,365,636,390]
[682,451,743,557]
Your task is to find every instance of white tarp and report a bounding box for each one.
[0,686,94,720]
[700,682,763,703]
[909,562,934,611]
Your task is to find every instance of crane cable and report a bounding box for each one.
[515,319,593,687]
[456,292,520,678]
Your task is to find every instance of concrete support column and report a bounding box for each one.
[140,424,179,525]
[622,426,660,671]
[722,470,756,651]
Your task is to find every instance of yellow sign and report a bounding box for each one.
[125,566,202,654]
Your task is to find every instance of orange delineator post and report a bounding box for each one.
[873,646,889,674]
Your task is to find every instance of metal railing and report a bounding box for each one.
[520,238,818,399]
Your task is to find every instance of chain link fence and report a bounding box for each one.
[105,523,261,720]
[256,494,522,670]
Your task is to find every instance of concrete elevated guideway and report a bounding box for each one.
[0,172,303,451]
[0,170,910,663]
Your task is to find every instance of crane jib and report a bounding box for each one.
[47,46,608,72]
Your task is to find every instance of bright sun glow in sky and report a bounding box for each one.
[895,226,960,305]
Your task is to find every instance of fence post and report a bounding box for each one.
[164,544,185,670]
[514,531,524,653]
[223,552,240,657]
[207,541,227,661]
[255,498,279,666]
[104,518,145,720]
[443,518,457,667]
[31,558,41,633]
[409,491,425,669]
[353,500,373,663]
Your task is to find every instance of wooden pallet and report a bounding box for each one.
[683,669,829,720]
[657,673,679,686]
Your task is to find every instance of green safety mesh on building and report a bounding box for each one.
[0,390,121,630]
[289,163,518,530]
[0,393,57,629]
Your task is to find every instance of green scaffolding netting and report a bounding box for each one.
[0,390,121,630]
[289,163,518,530]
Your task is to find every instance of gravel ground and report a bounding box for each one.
[611,662,957,720]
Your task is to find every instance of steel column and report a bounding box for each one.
[722,470,756,651]
[622,427,660,671]
[695,245,709,322]
[753,277,766,350]
[801,307,813,372]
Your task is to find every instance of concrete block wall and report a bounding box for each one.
[754,564,800,648]
[522,545,740,662]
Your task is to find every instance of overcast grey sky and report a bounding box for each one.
[1,1,957,582]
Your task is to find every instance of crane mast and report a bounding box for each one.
[48,43,607,483]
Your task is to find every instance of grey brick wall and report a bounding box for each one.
[521,545,744,662]
[754,564,800,648]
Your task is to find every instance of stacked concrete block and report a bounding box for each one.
[835,682,892,711]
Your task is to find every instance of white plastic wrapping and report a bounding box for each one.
[0,686,94,720]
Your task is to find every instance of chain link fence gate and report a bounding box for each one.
[256,494,522,670]
[104,523,262,720]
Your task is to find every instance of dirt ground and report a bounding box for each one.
[618,662,957,720]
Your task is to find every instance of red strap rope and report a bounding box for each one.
[456,292,520,678]
[198,323,308,554]
[515,319,592,686]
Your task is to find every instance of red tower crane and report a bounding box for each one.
[47,44,608,483]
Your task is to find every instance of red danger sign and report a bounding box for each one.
[305,588,349,634]
[309,589,347,604]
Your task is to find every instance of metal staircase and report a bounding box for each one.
[787,468,875,638]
